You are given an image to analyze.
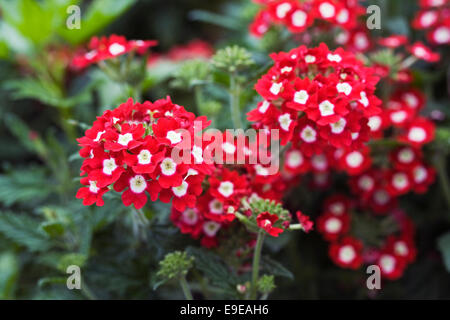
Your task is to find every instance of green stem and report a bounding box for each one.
[229,73,243,129]
[435,153,450,212]
[179,276,193,300]
[81,278,97,300]
[250,230,265,300]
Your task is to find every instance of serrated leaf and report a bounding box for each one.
[0,211,52,252]
[260,256,294,280]
[0,167,53,207]
[186,246,237,292]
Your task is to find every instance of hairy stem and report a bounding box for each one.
[250,230,265,300]
[179,275,193,300]
[229,73,243,129]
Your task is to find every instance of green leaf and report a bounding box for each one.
[0,252,19,299]
[40,221,65,238]
[0,0,75,47]
[437,232,450,273]
[0,211,52,252]
[260,256,294,280]
[38,277,67,288]
[57,253,87,272]
[58,0,136,45]
[0,167,53,207]
[186,247,237,292]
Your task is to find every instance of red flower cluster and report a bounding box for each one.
[72,34,157,69]
[76,97,212,210]
[412,0,450,45]
[248,43,381,176]
[250,0,365,37]
[317,195,417,278]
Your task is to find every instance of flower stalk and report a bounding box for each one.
[229,73,243,129]
[250,230,265,300]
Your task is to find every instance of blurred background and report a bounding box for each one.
[0,0,449,299]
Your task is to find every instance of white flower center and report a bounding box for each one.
[259,101,270,113]
[346,151,363,168]
[368,116,382,131]
[218,181,234,198]
[380,255,396,273]
[336,9,349,23]
[358,175,374,191]
[319,100,335,116]
[281,66,292,73]
[129,175,147,193]
[339,245,356,263]
[138,149,152,164]
[109,43,126,56]
[327,53,342,63]
[182,209,198,225]
[395,241,408,256]
[166,130,182,144]
[359,91,369,107]
[270,82,283,95]
[414,166,427,183]
[393,172,408,190]
[330,118,347,134]
[89,181,99,193]
[330,203,344,215]
[255,164,269,176]
[434,26,450,44]
[276,2,292,18]
[408,127,426,142]
[304,55,316,63]
[287,150,303,168]
[209,199,224,215]
[103,158,117,175]
[301,125,317,143]
[278,113,292,131]
[94,130,105,142]
[172,181,188,197]
[222,142,236,154]
[118,133,133,146]
[294,90,309,104]
[192,145,203,163]
[403,93,419,109]
[319,2,335,18]
[291,10,307,27]
[312,154,327,171]
[421,11,438,27]
[398,148,414,163]
[325,217,342,233]
[413,46,427,58]
[391,111,407,123]
[203,221,221,237]
[160,158,176,176]
[336,82,352,95]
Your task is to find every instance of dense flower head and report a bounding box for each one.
[250,0,366,38]
[76,97,213,210]
[248,43,382,176]
[72,34,157,69]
